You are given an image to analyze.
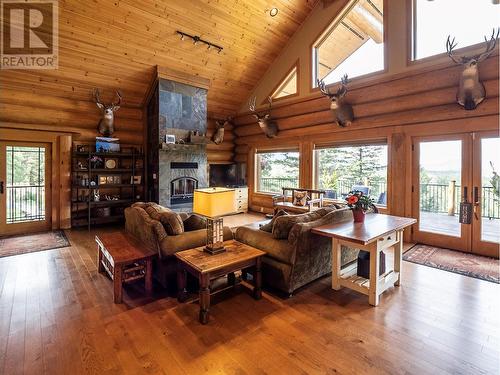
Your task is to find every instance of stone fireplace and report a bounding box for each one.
[146,70,209,211]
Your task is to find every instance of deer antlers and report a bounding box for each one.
[446,28,499,64]
[317,74,349,99]
[93,88,122,109]
[248,96,272,119]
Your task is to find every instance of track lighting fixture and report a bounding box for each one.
[176,31,223,54]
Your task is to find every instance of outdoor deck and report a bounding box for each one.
[420,211,500,243]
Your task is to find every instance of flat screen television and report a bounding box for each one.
[209,164,244,187]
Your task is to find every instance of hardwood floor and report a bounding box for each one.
[0,227,499,375]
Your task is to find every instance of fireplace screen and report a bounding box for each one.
[170,177,198,205]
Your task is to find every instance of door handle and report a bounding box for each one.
[0,181,3,194]
[463,186,468,202]
[473,186,479,220]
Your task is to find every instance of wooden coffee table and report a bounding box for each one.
[95,232,156,303]
[175,240,265,324]
[312,214,416,306]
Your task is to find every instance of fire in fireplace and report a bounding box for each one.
[170,177,198,206]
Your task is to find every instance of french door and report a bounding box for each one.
[0,142,52,236]
[412,132,500,257]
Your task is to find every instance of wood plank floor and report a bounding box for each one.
[0,227,499,375]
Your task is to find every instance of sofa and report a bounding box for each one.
[235,207,358,295]
[124,202,233,289]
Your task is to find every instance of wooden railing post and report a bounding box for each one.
[447,180,456,216]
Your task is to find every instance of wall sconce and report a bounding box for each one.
[176,31,223,54]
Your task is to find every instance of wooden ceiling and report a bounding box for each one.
[0,0,319,117]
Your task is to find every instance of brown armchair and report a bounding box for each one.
[272,187,326,214]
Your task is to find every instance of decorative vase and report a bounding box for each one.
[352,208,366,223]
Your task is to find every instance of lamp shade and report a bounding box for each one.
[193,187,235,218]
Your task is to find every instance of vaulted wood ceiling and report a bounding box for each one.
[0,0,319,116]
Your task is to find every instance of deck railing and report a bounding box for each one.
[259,177,499,219]
[258,177,299,193]
[6,185,45,223]
[420,183,499,219]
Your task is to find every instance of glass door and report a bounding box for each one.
[472,132,500,257]
[0,142,51,236]
[412,134,471,251]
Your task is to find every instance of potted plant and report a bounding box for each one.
[345,190,374,223]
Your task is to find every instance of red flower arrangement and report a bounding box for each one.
[345,190,375,223]
[345,190,374,211]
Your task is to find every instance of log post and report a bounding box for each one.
[448,180,456,216]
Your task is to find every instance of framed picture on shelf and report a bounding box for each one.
[96,137,120,153]
[165,134,176,144]
[98,175,121,185]
[130,175,142,185]
[76,144,90,153]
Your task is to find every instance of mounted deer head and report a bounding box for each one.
[446,28,499,110]
[249,96,279,138]
[317,74,354,127]
[212,117,231,145]
[93,88,122,136]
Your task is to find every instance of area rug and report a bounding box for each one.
[0,230,70,258]
[403,244,499,284]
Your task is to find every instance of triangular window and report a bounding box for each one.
[271,66,298,99]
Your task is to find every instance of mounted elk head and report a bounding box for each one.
[249,96,279,138]
[93,88,122,136]
[317,74,354,127]
[212,117,231,145]
[446,28,499,110]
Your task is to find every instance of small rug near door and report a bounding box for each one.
[404,244,499,284]
[0,230,70,258]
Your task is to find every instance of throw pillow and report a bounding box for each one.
[183,214,207,232]
[292,190,309,206]
[259,210,288,233]
[271,207,335,240]
[158,211,184,235]
[141,203,184,235]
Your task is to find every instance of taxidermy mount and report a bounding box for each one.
[446,28,499,110]
[93,88,122,136]
[248,96,279,138]
[317,74,354,127]
[212,118,231,145]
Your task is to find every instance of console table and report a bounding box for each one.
[312,214,416,306]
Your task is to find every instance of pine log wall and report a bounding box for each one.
[232,53,500,217]
[0,89,144,146]
[0,89,235,163]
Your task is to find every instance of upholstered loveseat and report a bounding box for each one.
[235,207,358,295]
[124,202,233,289]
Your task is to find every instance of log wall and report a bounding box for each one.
[232,54,500,220]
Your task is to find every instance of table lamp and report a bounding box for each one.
[193,187,235,254]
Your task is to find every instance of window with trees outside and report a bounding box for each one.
[255,150,300,194]
[314,143,388,205]
[411,0,499,60]
[313,0,384,86]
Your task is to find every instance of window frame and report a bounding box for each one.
[268,61,299,102]
[407,0,500,65]
[311,0,387,90]
[254,147,301,195]
[313,139,389,208]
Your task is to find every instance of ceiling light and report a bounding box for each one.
[270,8,278,17]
